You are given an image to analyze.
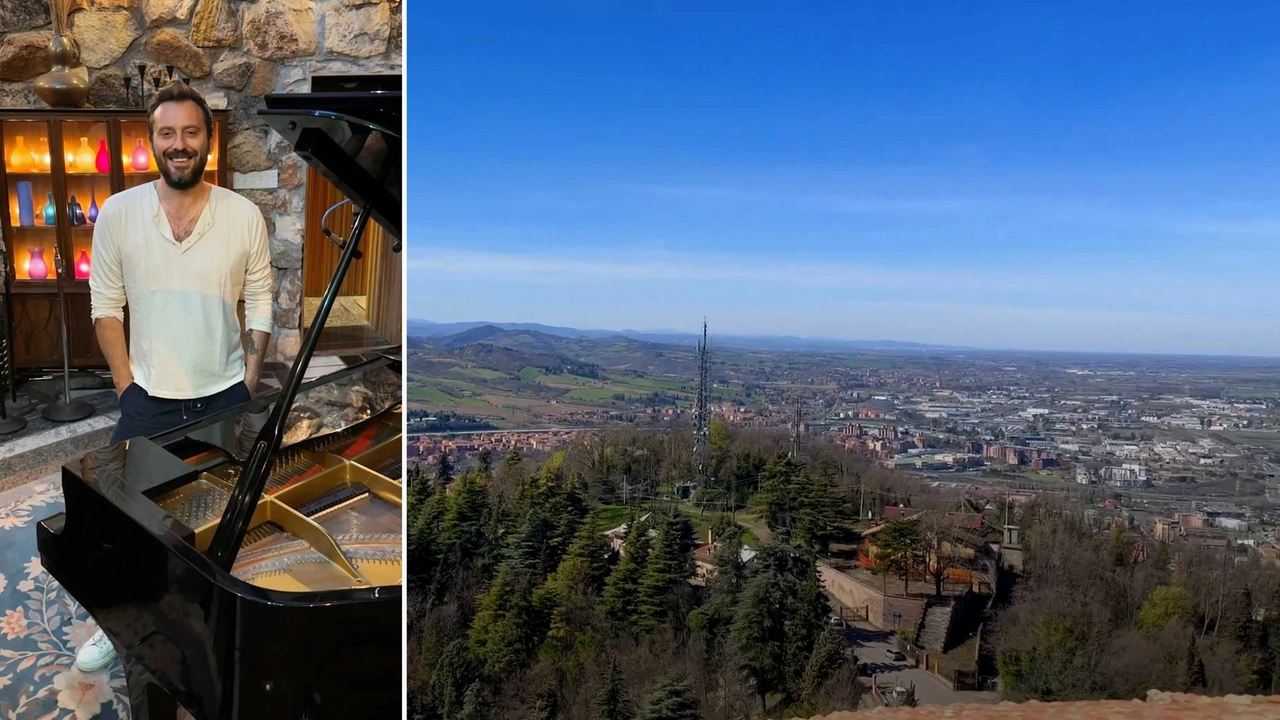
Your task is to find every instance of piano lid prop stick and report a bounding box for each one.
[206,200,375,571]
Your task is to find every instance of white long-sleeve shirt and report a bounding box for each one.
[89,182,275,399]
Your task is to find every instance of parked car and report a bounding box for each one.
[828,616,845,629]
[884,649,906,662]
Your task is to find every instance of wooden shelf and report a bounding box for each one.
[1,109,229,372]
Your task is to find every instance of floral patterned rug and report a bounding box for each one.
[0,475,127,720]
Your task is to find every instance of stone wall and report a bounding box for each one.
[818,561,927,632]
[0,0,403,362]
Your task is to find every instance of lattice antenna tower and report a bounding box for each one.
[694,319,711,485]
[790,396,803,459]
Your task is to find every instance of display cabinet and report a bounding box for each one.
[0,109,228,371]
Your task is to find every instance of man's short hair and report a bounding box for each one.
[147,80,214,139]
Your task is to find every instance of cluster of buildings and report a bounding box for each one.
[758,371,1279,492]
[408,428,582,467]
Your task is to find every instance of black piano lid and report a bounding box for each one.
[258,91,402,243]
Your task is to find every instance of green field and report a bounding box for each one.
[408,386,456,404]
[591,503,761,548]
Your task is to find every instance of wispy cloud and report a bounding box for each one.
[629,183,972,213]
[1172,220,1280,236]
[407,245,1276,312]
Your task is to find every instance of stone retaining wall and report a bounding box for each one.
[818,561,927,632]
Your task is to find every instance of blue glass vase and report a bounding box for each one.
[16,181,34,227]
[87,182,98,224]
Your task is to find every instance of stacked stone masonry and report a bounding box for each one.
[0,0,403,362]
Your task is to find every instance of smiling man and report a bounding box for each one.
[79,81,275,671]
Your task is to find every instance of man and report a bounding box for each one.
[77,81,275,673]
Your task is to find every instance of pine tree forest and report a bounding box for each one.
[407,423,875,720]
[407,421,1280,718]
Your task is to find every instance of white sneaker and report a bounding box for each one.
[74,629,116,673]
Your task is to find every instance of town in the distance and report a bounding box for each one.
[406,318,1280,716]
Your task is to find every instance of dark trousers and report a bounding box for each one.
[110,381,251,445]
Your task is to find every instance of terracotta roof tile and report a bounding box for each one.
[794,693,1280,720]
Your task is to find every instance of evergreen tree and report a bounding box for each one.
[407,480,443,580]
[795,464,840,553]
[594,657,632,720]
[509,509,558,577]
[602,518,653,629]
[441,473,494,569]
[1109,523,1128,568]
[732,450,766,508]
[687,533,746,658]
[456,683,485,720]
[477,448,494,478]
[495,448,528,501]
[468,565,538,678]
[425,639,476,720]
[800,627,848,704]
[436,452,455,486]
[1184,636,1207,691]
[784,566,831,695]
[529,681,560,720]
[635,514,696,636]
[732,546,796,711]
[637,676,700,720]
[875,520,923,595]
[565,514,613,594]
[758,452,803,543]
[549,480,590,567]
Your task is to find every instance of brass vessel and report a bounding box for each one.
[33,35,90,108]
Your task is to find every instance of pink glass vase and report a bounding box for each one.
[131,138,150,172]
[95,139,110,173]
[27,248,48,280]
[75,250,91,279]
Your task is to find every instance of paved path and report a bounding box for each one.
[844,621,1001,707]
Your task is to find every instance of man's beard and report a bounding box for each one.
[155,148,208,190]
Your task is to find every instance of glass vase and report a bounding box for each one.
[75,250,91,280]
[27,248,48,280]
[95,139,109,173]
[73,137,94,172]
[42,192,56,226]
[68,195,85,226]
[7,136,32,173]
[131,138,150,172]
[16,181,34,227]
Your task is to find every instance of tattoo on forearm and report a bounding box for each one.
[245,333,259,356]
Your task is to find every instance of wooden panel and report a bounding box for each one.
[366,218,401,345]
[9,294,61,367]
[304,167,371,298]
[66,293,103,364]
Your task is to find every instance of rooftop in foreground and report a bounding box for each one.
[796,692,1280,719]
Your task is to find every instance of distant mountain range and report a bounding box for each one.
[407,319,961,354]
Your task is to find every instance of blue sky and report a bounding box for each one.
[407,1,1280,356]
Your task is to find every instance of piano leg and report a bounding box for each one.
[126,665,181,720]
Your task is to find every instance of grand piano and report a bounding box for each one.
[35,81,403,720]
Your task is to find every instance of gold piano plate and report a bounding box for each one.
[154,406,403,594]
